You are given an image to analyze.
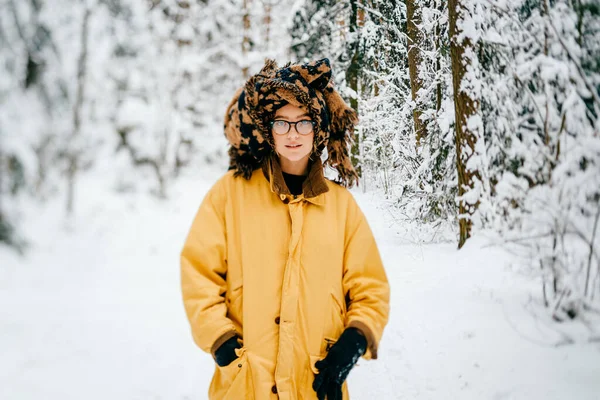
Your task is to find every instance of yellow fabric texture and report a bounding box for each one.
[181,162,390,400]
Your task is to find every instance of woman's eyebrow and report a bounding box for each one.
[274,113,311,119]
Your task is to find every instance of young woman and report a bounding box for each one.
[181,58,390,400]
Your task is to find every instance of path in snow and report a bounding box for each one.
[1,169,599,399]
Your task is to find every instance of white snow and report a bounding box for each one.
[1,167,599,400]
[116,97,152,131]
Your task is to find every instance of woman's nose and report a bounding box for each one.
[288,129,300,139]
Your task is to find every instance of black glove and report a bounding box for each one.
[214,336,241,367]
[312,328,367,400]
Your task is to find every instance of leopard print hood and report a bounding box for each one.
[224,58,358,187]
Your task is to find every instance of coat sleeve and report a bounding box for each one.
[342,196,390,360]
[180,177,237,357]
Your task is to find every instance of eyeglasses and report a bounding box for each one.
[270,120,315,135]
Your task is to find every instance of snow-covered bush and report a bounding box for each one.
[477,0,600,325]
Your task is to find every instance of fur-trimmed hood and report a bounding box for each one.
[223,58,358,187]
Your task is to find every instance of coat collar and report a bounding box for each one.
[261,155,329,205]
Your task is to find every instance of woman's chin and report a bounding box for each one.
[280,153,310,163]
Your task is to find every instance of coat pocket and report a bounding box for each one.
[208,348,254,400]
[226,284,243,330]
[210,348,255,400]
[223,349,253,400]
[321,291,346,353]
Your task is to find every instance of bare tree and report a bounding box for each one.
[66,4,92,214]
[242,0,252,78]
[262,0,272,50]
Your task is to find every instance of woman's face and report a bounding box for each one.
[271,104,315,175]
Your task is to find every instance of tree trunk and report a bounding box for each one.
[263,0,271,51]
[406,0,427,147]
[449,0,480,249]
[67,6,91,215]
[242,0,251,78]
[435,0,443,112]
[347,0,364,177]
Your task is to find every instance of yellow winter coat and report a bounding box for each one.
[181,157,390,400]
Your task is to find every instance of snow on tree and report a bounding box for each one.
[478,0,600,325]
[449,0,488,248]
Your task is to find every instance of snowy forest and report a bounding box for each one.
[1,0,600,399]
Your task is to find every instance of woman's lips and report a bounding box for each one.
[286,144,302,148]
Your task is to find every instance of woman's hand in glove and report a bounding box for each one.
[312,328,367,400]
[214,336,241,367]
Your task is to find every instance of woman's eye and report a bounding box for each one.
[299,120,312,126]
[274,121,286,127]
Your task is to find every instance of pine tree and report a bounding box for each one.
[289,0,337,62]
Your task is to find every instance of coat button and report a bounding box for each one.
[275,316,280,324]
[271,385,278,394]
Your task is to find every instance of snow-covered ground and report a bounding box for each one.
[1,166,599,400]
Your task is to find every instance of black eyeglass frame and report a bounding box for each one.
[269,120,316,135]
